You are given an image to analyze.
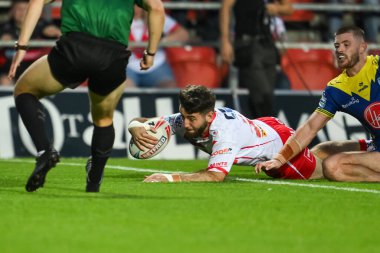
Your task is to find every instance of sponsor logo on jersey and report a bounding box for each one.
[174,116,183,128]
[364,102,380,129]
[319,92,327,108]
[358,82,369,92]
[341,97,360,108]
[303,148,314,163]
[209,161,228,168]
[211,148,232,157]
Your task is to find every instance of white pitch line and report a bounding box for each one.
[234,177,380,194]
[4,159,380,194]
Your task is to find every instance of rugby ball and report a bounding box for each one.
[129,117,171,159]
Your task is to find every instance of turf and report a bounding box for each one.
[1,158,379,253]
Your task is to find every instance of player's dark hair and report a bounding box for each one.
[335,25,365,41]
[179,85,216,114]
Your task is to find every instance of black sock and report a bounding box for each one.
[87,124,115,185]
[15,93,50,152]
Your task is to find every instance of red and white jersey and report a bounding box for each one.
[164,107,287,175]
[128,14,180,73]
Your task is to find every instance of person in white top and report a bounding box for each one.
[128,85,373,182]
[126,6,189,88]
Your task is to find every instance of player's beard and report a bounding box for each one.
[184,121,209,139]
[338,51,360,69]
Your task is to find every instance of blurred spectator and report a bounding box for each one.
[220,0,293,118]
[326,0,379,42]
[164,0,220,42]
[126,6,189,88]
[281,0,315,42]
[190,0,220,42]
[270,15,292,89]
[0,0,61,86]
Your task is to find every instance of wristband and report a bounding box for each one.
[128,120,150,131]
[14,41,29,51]
[144,49,156,56]
[161,173,182,182]
[172,174,182,182]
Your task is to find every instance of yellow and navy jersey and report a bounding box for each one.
[316,55,380,150]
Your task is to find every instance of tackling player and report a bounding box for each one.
[258,25,380,182]
[128,85,372,182]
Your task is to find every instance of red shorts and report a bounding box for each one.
[258,117,317,180]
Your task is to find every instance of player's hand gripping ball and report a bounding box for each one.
[129,118,171,159]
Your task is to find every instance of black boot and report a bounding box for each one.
[25,147,60,192]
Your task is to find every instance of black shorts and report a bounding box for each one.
[48,32,131,96]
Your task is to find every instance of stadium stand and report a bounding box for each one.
[50,0,61,20]
[281,48,340,90]
[0,1,379,90]
[282,0,315,23]
[166,46,224,88]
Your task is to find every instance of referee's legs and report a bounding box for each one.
[13,56,65,191]
[87,81,126,192]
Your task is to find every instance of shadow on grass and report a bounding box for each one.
[0,185,201,200]
[106,173,148,179]
[0,178,26,188]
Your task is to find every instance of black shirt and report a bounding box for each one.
[233,0,272,38]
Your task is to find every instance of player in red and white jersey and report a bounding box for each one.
[162,110,320,180]
[129,85,372,183]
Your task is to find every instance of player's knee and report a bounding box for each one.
[91,109,114,127]
[322,158,337,181]
[13,81,32,98]
[93,117,113,127]
[322,154,348,181]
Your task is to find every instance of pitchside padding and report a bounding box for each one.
[0,88,368,158]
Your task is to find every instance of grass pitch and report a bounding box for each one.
[1,158,380,253]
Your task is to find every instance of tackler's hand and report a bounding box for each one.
[255,159,283,174]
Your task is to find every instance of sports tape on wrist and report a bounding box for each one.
[161,174,182,182]
[289,136,303,153]
[161,173,174,182]
[172,174,182,182]
[278,136,303,164]
[128,120,150,131]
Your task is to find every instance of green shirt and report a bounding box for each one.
[60,0,143,46]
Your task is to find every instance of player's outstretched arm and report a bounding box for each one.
[256,112,330,172]
[143,170,226,183]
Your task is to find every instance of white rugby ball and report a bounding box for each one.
[129,117,171,159]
